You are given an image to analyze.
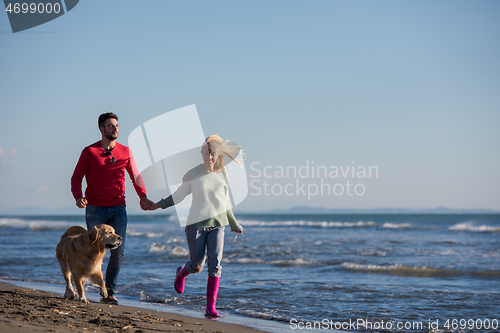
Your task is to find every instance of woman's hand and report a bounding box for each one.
[233,230,247,247]
[149,202,161,210]
[231,226,243,234]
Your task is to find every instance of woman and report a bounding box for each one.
[151,134,244,319]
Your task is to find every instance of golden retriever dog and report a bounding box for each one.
[56,224,122,303]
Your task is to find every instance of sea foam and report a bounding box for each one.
[449,222,500,233]
[341,262,500,279]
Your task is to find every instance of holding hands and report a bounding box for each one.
[141,196,160,210]
[140,197,156,211]
[149,202,160,210]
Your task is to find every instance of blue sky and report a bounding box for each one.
[1,1,499,214]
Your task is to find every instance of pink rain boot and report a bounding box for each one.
[205,276,221,319]
[174,264,189,294]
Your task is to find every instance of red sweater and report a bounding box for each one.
[71,141,147,207]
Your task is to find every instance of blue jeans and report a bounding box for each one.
[185,226,225,277]
[86,204,127,293]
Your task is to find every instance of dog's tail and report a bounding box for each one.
[60,226,87,241]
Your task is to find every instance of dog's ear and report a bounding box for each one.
[88,226,100,244]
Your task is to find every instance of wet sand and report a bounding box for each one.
[0,281,264,333]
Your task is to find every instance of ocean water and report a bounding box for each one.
[0,213,499,332]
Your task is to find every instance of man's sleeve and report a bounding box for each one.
[71,148,89,200]
[126,148,148,198]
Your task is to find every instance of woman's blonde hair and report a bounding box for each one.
[205,134,242,172]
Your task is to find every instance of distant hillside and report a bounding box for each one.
[1,205,499,216]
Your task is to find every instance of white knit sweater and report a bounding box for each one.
[158,165,243,231]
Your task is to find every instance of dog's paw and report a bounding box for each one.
[63,292,78,300]
[79,297,89,304]
[100,289,108,298]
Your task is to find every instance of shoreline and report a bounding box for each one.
[0,280,271,333]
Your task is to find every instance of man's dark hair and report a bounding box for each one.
[98,112,118,129]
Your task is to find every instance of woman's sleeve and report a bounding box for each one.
[227,208,243,232]
[158,195,175,209]
[222,171,243,232]
[158,175,192,209]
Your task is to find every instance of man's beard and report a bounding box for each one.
[104,131,118,141]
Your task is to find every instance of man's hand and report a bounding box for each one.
[149,202,161,210]
[140,196,154,210]
[76,198,87,208]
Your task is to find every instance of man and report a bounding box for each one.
[71,112,153,304]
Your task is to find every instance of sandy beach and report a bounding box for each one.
[0,281,264,333]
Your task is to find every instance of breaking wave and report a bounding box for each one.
[128,231,164,237]
[148,243,189,257]
[341,262,500,279]
[139,291,178,304]
[0,218,82,231]
[235,309,289,322]
[240,220,377,228]
[230,257,314,267]
[382,223,413,229]
[449,222,500,233]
